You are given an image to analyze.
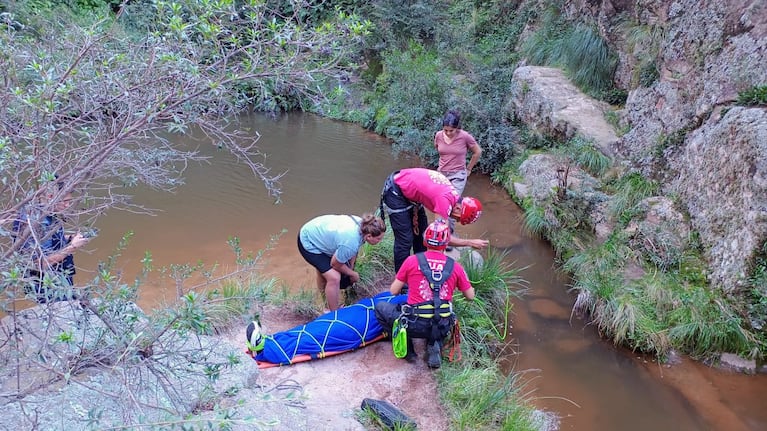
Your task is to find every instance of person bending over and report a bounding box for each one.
[379,167,488,272]
[298,213,386,311]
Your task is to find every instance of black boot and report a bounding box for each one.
[427,341,441,369]
[404,337,417,363]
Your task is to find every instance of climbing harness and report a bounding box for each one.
[394,253,463,363]
[411,253,455,320]
[379,171,414,229]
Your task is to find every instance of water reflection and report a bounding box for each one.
[78,112,414,309]
[76,112,766,431]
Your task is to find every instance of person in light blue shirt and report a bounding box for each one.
[298,213,386,311]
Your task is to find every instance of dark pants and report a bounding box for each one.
[25,269,77,303]
[375,301,455,350]
[381,173,428,272]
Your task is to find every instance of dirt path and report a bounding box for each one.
[229,306,450,431]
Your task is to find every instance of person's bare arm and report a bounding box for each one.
[448,236,488,249]
[462,286,476,301]
[331,254,360,283]
[390,279,406,295]
[467,144,482,174]
[43,232,90,265]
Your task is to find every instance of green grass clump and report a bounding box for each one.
[736,85,767,107]
[521,9,618,98]
[438,357,542,431]
[665,283,758,359]
[607,172,659,224]
[522,201,552,238]
[457,248,528,351]
[565,136,611,177]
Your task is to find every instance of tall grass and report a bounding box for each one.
[666,286,758,359]
[608,172,659,223]
[437,357,543,431]
[521,9,618,97]
[460,247,528,339]
[565,135,611,177]
[558,24,618,93]
[522,201,551,238]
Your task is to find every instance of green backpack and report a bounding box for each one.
[392,318,408,359]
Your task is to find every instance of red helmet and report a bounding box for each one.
[459,196,482,225]
[423,219,451,250]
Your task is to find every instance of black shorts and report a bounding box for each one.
[297,234,353,288]
[297,234,332,273]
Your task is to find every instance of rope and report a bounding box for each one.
[446,319,462,363]
[254,300,379,366]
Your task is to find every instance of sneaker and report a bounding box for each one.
[246,320,264,353]
[427,342,441,369]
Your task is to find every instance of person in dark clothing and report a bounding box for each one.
[12,182,91,303]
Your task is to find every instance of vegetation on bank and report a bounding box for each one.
[353,234,546,431]
[2,0,765,427]
[495,142,764,362]
[319,0,767,363]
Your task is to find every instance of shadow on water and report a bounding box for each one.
[76,112,766,430]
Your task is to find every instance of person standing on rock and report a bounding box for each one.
[434,110,482,233]
[298,213,386,311]
[375,220,475,368]
[379,167,488,272]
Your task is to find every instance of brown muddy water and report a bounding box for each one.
[73,111,766,430]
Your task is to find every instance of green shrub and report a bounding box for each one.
[364,41,453,156]
[521,7,618,99]
[736,85,767,107]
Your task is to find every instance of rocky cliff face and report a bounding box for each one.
[511,0,767,292]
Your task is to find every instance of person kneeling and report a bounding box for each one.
[375,219,475,368]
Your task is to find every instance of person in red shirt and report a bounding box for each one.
[379,167,488,272]
[375,220,476,368]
